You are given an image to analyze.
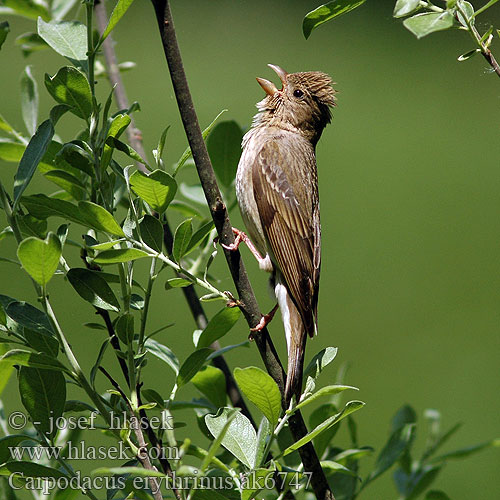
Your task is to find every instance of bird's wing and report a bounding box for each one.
[252,139,320,336]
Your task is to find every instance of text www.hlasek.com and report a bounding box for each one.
[9,441,179,461]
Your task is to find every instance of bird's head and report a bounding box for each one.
[255,64,336,143]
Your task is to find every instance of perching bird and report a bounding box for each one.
[227,64,335,405]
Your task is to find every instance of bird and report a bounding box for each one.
[224,64,336,405]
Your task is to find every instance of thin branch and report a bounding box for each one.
[150,2,334,499]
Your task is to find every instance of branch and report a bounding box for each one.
[150,2,334,499]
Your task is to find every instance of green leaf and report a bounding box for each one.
[196,306,241,349]
[44,169,86,200]
[78,201,125,236]
[303,0,368,39]
[13,120,54,210]
[0,1,49,21]
[396,464,443,500]
[173,218,193,262]
[19,366,66,439]
[17,232,61,286]
[206,121,243,188]
[205,408,257,468]
[37,18,87,67]
[101,113,131,169]
[23,328,59,357]
[18,215,47,239]
[139,214,163,253]
[0,435,33,465]
[93,248,149,264]
[67,268,120,312]
[177,348,213,387]
[20,65,38,136]
[6,301,53,335]
[392,404,417,433]
[105,136,149,167]
[0,349,69,373]
[234,366,281,428]
[403,12,455,39]
[165,278,192,289]
[21,194,88,226]
[303,346,338,380]
[179,182,206,205]
[129,169,177,214]
[367,422,416,483]
[457,1,475,27]
[185,220,215,255]
[294,385,358,412]
[44,67,92,119]
[174,109,227,175]
[15,31,48,57]
[0,461,68,479]
[192,365,227,408]
[100,0,135,41]
[432,438,500,461]
[54,142,94,176]
[393,0,421,18]
[144,338,179,375]
[0,139,25,162]
[0,21,9,50]
[457,48,480,61]
[474,0,500,17]
[283,401,364,456]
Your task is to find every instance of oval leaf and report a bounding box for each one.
[403,11,455,39]
[139,214,163,253]
[173,218,193,262]
[44,66,92,119]
[37,18,87,64]
[17,232,61,286]
[67,268,120,312]
[303,0,368,39]
[196,306,241,349]
[205,408,257,468]
[19,366,66,439]
[13,120,54,209]
[78,201,125,236]
[144,338,179,375]
[20,65,38,136]
[206,121,243,188]
[234,366,281,428]
[129,169,177,214]
[283,400,365,456]
[93,248,149,264]
[177,348,213,387]
[192,365,227,409]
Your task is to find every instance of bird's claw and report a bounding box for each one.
[250,303,279,333]
[221,228,247,251]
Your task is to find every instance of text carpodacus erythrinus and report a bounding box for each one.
[233,64,335,405]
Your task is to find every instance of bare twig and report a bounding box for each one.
[150,2,334,499]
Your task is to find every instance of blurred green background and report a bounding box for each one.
[1,0,499,498]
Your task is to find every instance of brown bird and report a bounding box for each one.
[226,64,335,405]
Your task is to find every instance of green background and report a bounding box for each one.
[0,0,499,498]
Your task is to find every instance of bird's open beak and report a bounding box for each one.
[256,64,288,96]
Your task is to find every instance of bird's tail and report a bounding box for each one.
[275,282,307,407]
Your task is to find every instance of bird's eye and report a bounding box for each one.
[293,89,304,98]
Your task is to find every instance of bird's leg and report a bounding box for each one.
[222,228,266,265]
[250,303,279,335]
